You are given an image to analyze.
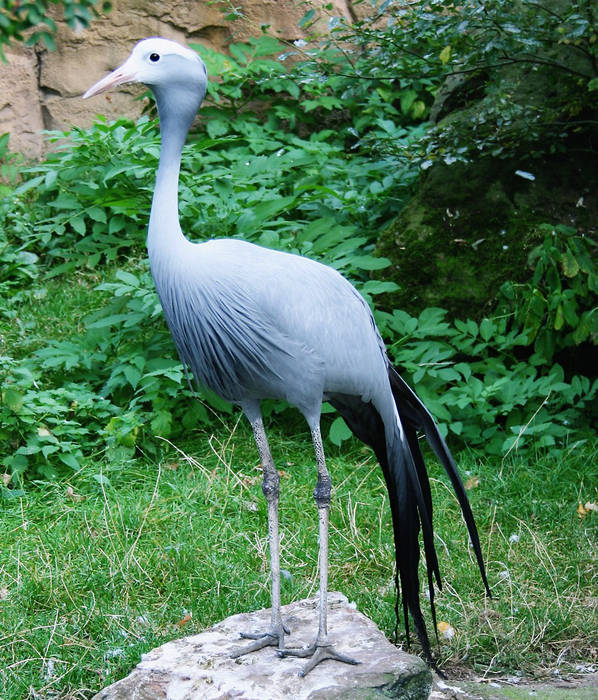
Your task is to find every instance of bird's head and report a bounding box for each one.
[83,37,207,111]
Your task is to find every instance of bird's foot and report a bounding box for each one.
[278,641,359,677]
[230,621,290,658]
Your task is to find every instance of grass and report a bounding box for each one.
[1,422,596,698]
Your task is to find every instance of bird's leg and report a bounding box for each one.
[279,426,359,676]
[230,415,290,659]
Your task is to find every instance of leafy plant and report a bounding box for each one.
[279,0,598,164]
[500,224,598,363]
[379,305,596,455]
[0,0,107,56]
[0,357,117,483]
[6,118,157,274]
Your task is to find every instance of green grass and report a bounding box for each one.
[1,424,596,698]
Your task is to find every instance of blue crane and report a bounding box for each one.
[84,37,490,677]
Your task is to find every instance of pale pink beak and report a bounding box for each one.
[83,66,137,99]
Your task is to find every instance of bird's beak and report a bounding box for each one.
[83,60,137,99]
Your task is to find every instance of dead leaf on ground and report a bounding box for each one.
[437,621,456,639]
[0,587,9,600]
[66,486,84,502]
[465,476,480,490]
[175,612,192,628]
[577,501,598,518]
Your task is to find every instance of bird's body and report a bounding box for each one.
[84,37,490,676]
[152,237,388,417]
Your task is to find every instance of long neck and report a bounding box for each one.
[147,92,197,262]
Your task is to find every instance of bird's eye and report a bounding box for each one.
[149,53,160,62]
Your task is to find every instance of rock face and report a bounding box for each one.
[0,0,355,158]
[0,46,45,160]
[91,592,432,700]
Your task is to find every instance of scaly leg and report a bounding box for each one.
[279,426,359,676]
[230,413,289,658]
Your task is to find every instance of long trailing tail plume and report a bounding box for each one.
[330,365,490,666]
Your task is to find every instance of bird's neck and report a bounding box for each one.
[147,95,197,263]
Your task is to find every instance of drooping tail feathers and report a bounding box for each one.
[329,365,490,666]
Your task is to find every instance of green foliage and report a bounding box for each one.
[7,118,157,273]
[373,223,597,456]
[192,31,432,145]
[290,0,598,164]
[1,34,596,483]
[381,306,596,455]
[500,224,598,362]
[0,0,107,57]
[0,356,117,483]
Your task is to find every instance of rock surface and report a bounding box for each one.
[0,0,357,157]
[430,672,598,699]
[91,592,432,700]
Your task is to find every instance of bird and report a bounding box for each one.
[84,37,490,677]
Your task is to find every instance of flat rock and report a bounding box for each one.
[92,592,432,700]
[430,672,598,700]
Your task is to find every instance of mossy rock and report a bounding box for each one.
[375,21,598,320]
[376,150,598,319]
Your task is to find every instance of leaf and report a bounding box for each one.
[2,388,24,413]
[92,473,111,487]
[175,612,192,627]
[361,280,400,295]
[71,216,86,235]
[437,621,456,639]
[347,255,390,271]
[400,89,418,115]
[123,366,142,389]
[86,314,131,329]
[561,250,580,277]
[410,100,426,119]
[60,454,81,470]
[115,270,140,286]
[299,9,316,27]
[479,318,495,341]
[329,417,351,446]
[465,475,480,490]
[439,45,452,65]
[87,206,107,223]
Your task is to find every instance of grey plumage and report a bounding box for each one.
[84,37,490,675]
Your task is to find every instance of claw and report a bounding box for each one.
[230,632,279,658]
[279,642,359,677]
[230,622,290,659]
